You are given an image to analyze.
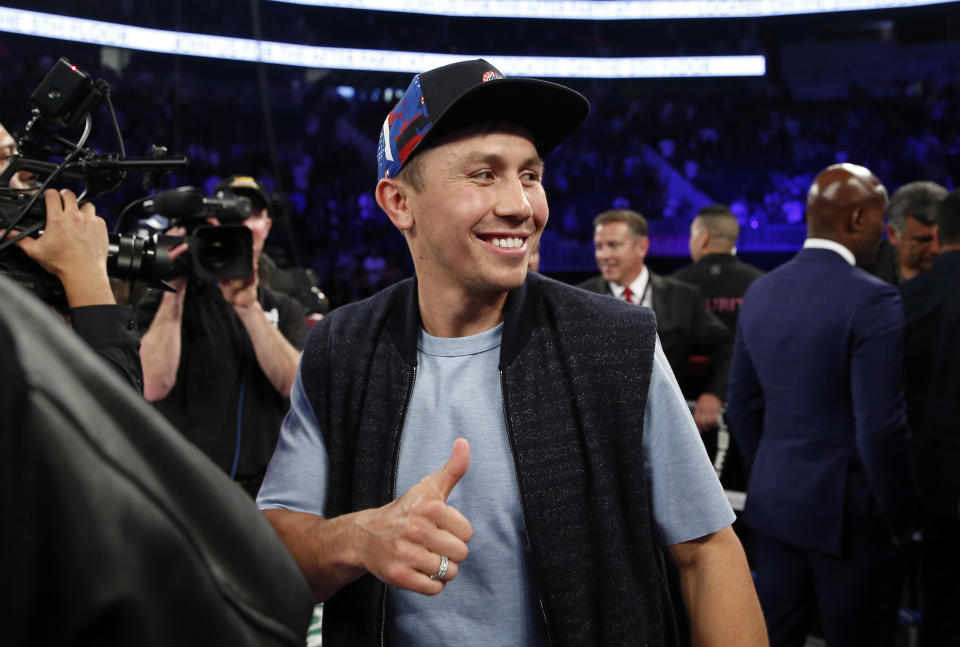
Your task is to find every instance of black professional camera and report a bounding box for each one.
[0,194,175,305]
[141,186,255,282]
[0,57,189,305]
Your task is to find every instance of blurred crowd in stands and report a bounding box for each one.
[1,40,958,304]
[5,5,960,642]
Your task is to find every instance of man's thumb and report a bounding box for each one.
[426,438,470,501]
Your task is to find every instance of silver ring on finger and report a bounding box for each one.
[430,554,449,581]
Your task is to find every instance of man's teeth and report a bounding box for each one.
[491,237,525,249]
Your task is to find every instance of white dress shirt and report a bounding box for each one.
[609,265,653,307]
[803,238,856,266]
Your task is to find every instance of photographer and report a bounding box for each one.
[137,175,306,497]
[0,123,38,190]
[2,181,144,392]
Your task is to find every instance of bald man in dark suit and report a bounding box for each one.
[726,163,916,647]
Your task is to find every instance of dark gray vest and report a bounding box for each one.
[301,274,675,647]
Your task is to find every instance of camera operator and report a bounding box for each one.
[137,175,307,497]
[1,177,144,392]
[0,123,38,190]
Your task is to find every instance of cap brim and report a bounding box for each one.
[215,185,269,209]
[420,77,589,159]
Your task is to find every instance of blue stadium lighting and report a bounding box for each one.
[0,7,766,78]
[266,0,957,19]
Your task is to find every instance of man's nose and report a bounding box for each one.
[493,177,533,219]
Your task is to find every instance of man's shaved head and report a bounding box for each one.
[806,163,889,266]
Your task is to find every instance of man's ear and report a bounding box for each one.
[698,228,710,252]
[886,222,900,245]
[849,207,864,233]
[376,177,414,231]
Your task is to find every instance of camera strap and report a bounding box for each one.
[229,330,252,480]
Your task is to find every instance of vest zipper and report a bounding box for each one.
[499,369,555,647]
[379,364,417,647]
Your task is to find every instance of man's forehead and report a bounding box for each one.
[438,123,537,151]
[427,128,543,168]
[595,221,633,237]
[905,214,936,230]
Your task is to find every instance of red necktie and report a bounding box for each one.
[621,287,634,304]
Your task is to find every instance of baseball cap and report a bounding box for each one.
[213,175,270,210]
[377,59,590,180]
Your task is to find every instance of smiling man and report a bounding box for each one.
[579,209,734,434]
[257,59,765,647]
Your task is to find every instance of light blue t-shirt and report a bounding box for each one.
[258,325,734,647]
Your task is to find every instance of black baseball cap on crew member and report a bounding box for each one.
[377,59,590,180]
[213,175,270,211]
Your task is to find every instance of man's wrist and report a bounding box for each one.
[232,297,264,320]
[343,508,375,573]
[156,285,187,316]
[60,270,116,308]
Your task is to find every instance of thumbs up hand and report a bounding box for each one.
[354,438,473,595]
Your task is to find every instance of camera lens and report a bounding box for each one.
[198,235,243,273]
[107,234,173,282]
[189,225,253,281]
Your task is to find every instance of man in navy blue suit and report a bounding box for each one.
[900,189,960,647]
[726,163,916,647]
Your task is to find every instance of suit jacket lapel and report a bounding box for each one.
[649,270,665,318]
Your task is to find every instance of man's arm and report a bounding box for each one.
[850,285,916,537]
[725,323,765,467]
[70,305,143,392]
[220,276,302,397]
[12,189,143,391]
[138,230,189,402]
[691,292,734,400]
[666,526,767,647]
[140,279,187,402]
[690,289,733,431]
[644,337,765,644]
[262,439,473,602]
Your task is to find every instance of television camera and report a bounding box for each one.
[0,57,254,305]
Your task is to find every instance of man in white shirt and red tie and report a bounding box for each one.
[578,209,733,432]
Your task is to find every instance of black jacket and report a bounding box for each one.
[301,273,677,647]
[900,250,960,518]
[578,271,733,400]
[70,303,144,392]
[672,253,764,332]
[0,275,313,646]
